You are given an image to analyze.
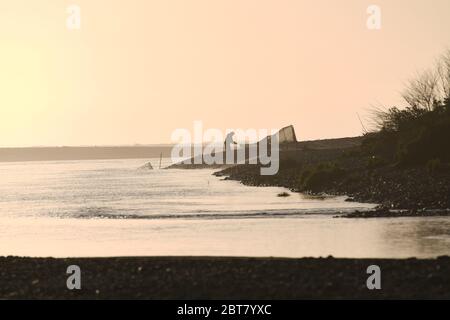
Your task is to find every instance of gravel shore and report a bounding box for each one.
[1,256,449,299]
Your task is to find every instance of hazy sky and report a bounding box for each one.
[1,0,449,146]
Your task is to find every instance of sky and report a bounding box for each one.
[1,0,450,146]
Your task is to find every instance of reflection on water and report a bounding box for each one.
[0,159,449,258]
[1,216,450,258]
[0,158,375,219]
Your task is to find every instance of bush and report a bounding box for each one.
[426,158,443,174]
[361,131,398,161]
[280,157,301,169]
[364,49,450,166]
[366,156,387,170]
[297,163,346,192]
[365,101,450,166]
[396,106,450,165]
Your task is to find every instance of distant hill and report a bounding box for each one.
[0,146,174,162]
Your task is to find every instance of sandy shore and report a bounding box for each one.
[1,256,449,299]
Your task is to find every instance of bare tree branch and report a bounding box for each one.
[436,49,450,101]
[402,70,439,111]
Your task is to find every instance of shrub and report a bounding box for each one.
[280,157,301,169]
[426,158,443,174]
[364,49,450,166]
[365,99,450,166]
[297,163,346,192]
[366,156,387,170]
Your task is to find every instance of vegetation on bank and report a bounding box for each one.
[363,50,450,166]
[218,50,450,209]
[304,50,449,187]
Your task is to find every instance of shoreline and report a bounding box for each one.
[215,163,450,212]
[337,208,450,218]
[1,256,449,299]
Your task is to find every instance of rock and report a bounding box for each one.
[139,162,153,170]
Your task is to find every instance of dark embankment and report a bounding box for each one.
[214,52,450,213]
[338,208,450,218]
[215,144,450,210]
[216,97,450,211]
[1,256,449,299]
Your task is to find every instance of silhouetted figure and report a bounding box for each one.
[224,132,237,164]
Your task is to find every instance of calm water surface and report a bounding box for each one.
[0,159,449,258]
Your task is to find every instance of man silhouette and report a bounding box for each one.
[224,131,237,164]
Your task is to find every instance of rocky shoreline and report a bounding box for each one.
[168,132,449,216]
[336,208,450,218]
[1,256,450,299]
[217,166,450,215]
[213,144,450,215]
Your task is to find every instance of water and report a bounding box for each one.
[1,158,449,258]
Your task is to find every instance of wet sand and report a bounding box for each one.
[1,256,449,299]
